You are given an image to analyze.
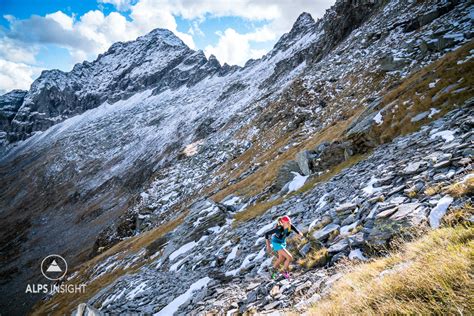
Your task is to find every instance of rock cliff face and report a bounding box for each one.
[0,0,472,315]
[2,29,238,145]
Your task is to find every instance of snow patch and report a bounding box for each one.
[373,111,383,125]
[288,172,308,192]
[223,196,241,206]
[428,107,440,118]
[154,277,211,316]
[429,196,454,228]
[256,222,275,236]
[225,245,239,263]
[430,130,455,142]
[170,257,187,271]
[169,241,198,261]
[362,176,381,195]
[126,281,148,300]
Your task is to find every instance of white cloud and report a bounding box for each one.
[45,11,74,30]
[0,38,42,93]
[0,38,38,64]
[204,27,275,66]
[188,20,204,37]
[0,60,43,93]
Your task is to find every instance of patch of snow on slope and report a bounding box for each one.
[362,176,381,195]
[223,196,241,206]
[225,245,239,263]
[288,172,309,192]
[215,240,232,255]
[429,196,454,228]
[373,111,383,125]
[225,253,256,276]
[430,130,455,142]
[126,281,148,300]
[169,241,198,261]
[170,257,188,271]
[429,107,440,118]
[154,277,211,316]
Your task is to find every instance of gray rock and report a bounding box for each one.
[387,184,406,196]
[328,238,349,253]
[312,224,340,241]
[379,55,409,72]
[296,150,312,176]
[348,232,365,247]
[403,161,426,175]
[411,111,429,122]
[348,249,368,261]
[368,203,427,246]
[299,243,312,257]
[335,203,358,212]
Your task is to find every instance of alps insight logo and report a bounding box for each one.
[25,254,86,294]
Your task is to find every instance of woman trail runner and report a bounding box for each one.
[264,215,303,280]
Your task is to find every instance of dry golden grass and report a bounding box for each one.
[443,174,474,197]
[406,188,418,198]
[424,184,442,196]
[373,41,474,143]
[298,247,329,269]
[442,202,474,229]
[31,213,186,315]
[308,225,474,315]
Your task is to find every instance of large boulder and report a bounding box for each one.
[310,141,353,173]
[275,160,302,190]
[296,150,312,176]
[367,203,427,246]
[345,97,383,152]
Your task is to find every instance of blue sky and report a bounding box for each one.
[0,0,335,93]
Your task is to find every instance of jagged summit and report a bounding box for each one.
[294,12,315,28]
[271,11,318,54]
[139,28,187,47]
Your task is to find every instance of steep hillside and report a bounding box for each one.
[0,0,472,315]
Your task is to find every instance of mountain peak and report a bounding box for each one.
[294,12,315,28]
[270,11,317,54]
[139,28,187,47]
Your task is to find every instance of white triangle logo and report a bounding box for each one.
[46,260,62,273]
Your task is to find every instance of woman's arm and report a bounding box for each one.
[264,228,278,240]
[265,228,277,255]
[291,224,303,236]
[265,238,272,254]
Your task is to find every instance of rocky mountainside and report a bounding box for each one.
[0,0,472,315]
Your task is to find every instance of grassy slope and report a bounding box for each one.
[308,223,474,315]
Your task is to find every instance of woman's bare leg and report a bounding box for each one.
[281,249,293,271]
[273,251,284,270]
